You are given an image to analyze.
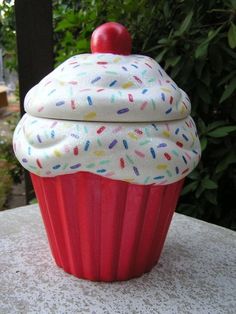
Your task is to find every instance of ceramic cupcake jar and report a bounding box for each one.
[13,22,201,281]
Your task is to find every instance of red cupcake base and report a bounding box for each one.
[31,172,184,282]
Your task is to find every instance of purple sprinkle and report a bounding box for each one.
[154,176,165,180]
[182,155,187,164]
[150,147,156,159]
[70,163,81,169]
[182,134,189,141]
[157,143,167,148]
[109,139,118,149]
[175,128,180,135]
[56,101,65,106]
[122,66,128,71]
[53,164,61,170]
[161,93,165,101]
[87,96,93,106]
[91,76,101,84]
[37,135,42,143]
[109,80,117,87]
[117,108,129,114]
[158,69,163,77]
[133,166,140,176]
[22,158,28,163]
[142,89,148,94]
[165,108,172,114]
[175,167,179,174]
[123,139,128,149]
[84,140,90,151]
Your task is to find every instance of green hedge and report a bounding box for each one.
[54,0,236,230]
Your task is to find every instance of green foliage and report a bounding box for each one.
[54,0,236,230]
[0,0,17,70]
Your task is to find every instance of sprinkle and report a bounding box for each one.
[166,170,172,177]
[192,149,198,155]
[117,108,129,114]
[133,76,142,84]
[156,164,167,170]
[144,177,150,184]
[69,81,78,85]
[161,87,171,93]
[50,121,58,128]
[120,158,125,169]
[37,135,42,143]
[131,64,138,68]
[38,106,44,112]
[122,66,128,71]
[157,143,167,148]
[161,93,165,101]
[97,126,106,134]
[109,139,118,149]
[94,150,105,157]
[84,140,90,151]
[171,83,177,90]
[97,61,108,65]
[169,96,173,104]
[64,145,70,153]
[175,167,179,174]
[71,133,79,139]
[51,130,55,138]
[182,134,189,141]
[53,164,61,170]
[135,150,145,158]
[109,80,117,87]
[62,164,68,170]
[126,154,134,164]
[164,153,171,160]
[54,150,62,157]
[165,108,172,114]
[172,149,179,157]
[112,126,122,133]
[140,101,148,110]
[150,147,156,159]
[182,168,189,175]
[73,147,79,155]
[134,129,143,135]
[87,96,93,106]
[70,163,81,169]
[122,82,133,89]
[71,100,76,110]
[86,163,95,168]
[158,69,163,77]
[175,128,180,135]
[185,152,192,160]
[99,160,110,165]
[162,130,170,137]
[151,124,158,131]
[84,112,97,120]
[113,57,121,63]
[91,76,101,84]
[123,140,128,149]
[97,139,102,146]
[111,94,115,103]
[151,99,156,110]
[176,141,183,148]
[48,89,56,96]
[182,155,187,164]
[145,63,152,68]
[56,101,65,106]
[28,147,31,155]
[97,169,106,173]
[36,159,42,168]
[133,166,140,176]
[154,176,165,180]
[22,158,28,163]
[139,140,150,146]
[128,132,138,140]
[142,89,148,94]
[106,71,118,75]
[128,94,134,102]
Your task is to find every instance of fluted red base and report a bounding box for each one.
[31,172,184,282]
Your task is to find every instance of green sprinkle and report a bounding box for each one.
[29,165,37,170]
[111,94,115,103]
[139,140,150,146]
[105,71,118,75]
[86,163,95,169]
[77,72,87,76]
[126,154,134,165]
[141,70,147,76]
[172,149,179,157]
[84,126,88,134]
[62,163,68,170]
[151,99,156,110]
[144,176,150,184]
[97,138,102,146]
[144,127,150,137]
[148,78,155,83]
[99,160,110,165]
[166,170,172,177]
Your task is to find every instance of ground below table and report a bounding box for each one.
[0,204,235,314]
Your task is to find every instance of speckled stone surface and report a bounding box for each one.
[0,205,235,314]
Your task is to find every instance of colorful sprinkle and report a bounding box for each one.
[133,166,140,176]
[128,94,134,102]
[109,139,118,149]
[84,140,90,151]
[109,80,117,87]
[73,147,79,156]
[161,93,165,101]
[37,135,42,143]
[117,108,129,114]
[150,147,156,159]
[84,112,96,120]
[53,164,61,170]
[87,96,93,106]
[182,134,189,141]
[176,141,183,148]
[122,82,133,89]
[135,150,145,158]
[70,163,81,169]
[164,153,171,160]
[97,126,106,134]
[165,108,172,114]
[120,158,125,169]
[36,159,42,168]
[142,89,148,94]
[91,76,101,84]
[123,140,128,149]
[140,101,148,110]
[157,143,167,148]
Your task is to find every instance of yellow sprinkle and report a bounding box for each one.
[94,150,105,157]
[84,112,97,120]
[181,105,186,114]
[123,178,135,183]
[113,57,121,63]
[156,164,167,170]
[128,132,138,140]
[53,149,62,157]
[162,130,170,137]
[122,81,134,89]
[160,87,171,93]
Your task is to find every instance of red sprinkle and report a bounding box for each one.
[135,150,145,158]
[73,147,79,155]
[128,94,134,102]
[140,101,148,110]
[134,129,143,135]
[97,88,105,92]
[120,158,125,169]
[36,159,42,168]
[69,81,78,85]
[176,141,183,148]
[97,61,108,65]
[169,96,173,104]
[164,153,171,160]
[133,76,143,84]
[71,100,76,110]
[182,168,189,175]
[97,126,106,134]
[145,62,152,68]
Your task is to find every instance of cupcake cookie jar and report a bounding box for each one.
[13,22,201,281]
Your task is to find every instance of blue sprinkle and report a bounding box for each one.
[109,80,117,87]
[91,76,101,84]
[53,164,61,170]
[171,83,177,90]
[175,128,180,135]
[175,167,179,174]
[158,69,163,77]
[109,139,118,149]
[51,130,55,138]
[84,140,90,151]
[165,108,172,114]
[131,64,138,68]
[154,176,165,180]
[70,163,81,169]
[161,93,165,101]
[182,155,187,164]
[192,149,198,154]
[22,158,28,163]
[97,169,106,173]
[133,166,140,176]
[123,139,128,149]
[56,101,65,106]
[157,143,167,148]
[37,135,42,143]
[150,147,156,159]
[122,66,128,71]
[142,89,148,94]
[117,108,129,114]
[151,123,158,131]
[87,96,93,106]
[182,134,189,141]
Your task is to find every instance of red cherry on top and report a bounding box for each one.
[91,22,132,55]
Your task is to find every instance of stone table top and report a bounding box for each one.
[0,204,235,314]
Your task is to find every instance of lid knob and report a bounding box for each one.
[91,22,132,55]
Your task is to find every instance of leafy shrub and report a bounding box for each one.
[54,0,236,230]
